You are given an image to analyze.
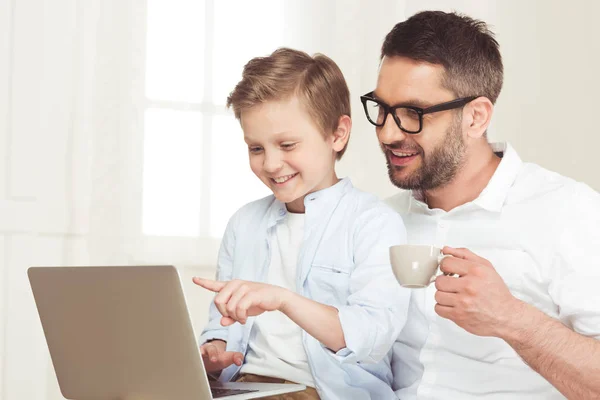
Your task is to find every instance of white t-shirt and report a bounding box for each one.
[240,212,314,387]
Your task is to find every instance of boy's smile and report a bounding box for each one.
[271,173,299,185]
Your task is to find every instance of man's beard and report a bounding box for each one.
[387,117,466,191]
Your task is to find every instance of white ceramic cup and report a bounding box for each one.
[389,244,447,288]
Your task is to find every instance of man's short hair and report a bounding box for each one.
[227,47,351,159]
[382,11,503,104]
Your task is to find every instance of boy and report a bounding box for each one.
[194,48,409,399]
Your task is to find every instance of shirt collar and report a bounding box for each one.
[472,142,522,212]
[266,177,353,228]
[409,142,522,213]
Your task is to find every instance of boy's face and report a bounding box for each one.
[241,96,339,213]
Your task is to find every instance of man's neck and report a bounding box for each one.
[424,144,501,212]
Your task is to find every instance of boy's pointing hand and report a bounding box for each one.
[193,278,292,326]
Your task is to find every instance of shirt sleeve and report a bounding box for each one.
[198,211,238,345]
[548,182,600,339]
[329,204,411,364]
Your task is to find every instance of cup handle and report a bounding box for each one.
[429,254,455,284]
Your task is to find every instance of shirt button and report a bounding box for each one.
[279,208,286,216]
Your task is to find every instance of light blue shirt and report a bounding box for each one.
[200,178,410,399]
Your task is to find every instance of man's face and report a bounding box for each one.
[374,56,466,191]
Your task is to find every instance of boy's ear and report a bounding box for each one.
[332,115,351,152]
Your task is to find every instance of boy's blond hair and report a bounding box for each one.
[226,47,351,159]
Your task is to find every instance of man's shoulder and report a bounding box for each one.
[510,161,590,202]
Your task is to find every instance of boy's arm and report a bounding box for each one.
[282,205,410,356]
[330,207,410,363]
[194,278,347,351]
[195,206,410,362]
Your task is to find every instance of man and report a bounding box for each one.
[360,10,600,400]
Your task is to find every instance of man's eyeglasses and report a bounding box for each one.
[360,91,479,134]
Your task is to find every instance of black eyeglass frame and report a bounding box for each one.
[360,91,479,134]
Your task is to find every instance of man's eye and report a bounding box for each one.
[249,146,263,153]
[397,108,420,120]
[407,110,420,120]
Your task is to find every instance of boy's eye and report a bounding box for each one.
[248,146,263,154]
[281,143,297,150]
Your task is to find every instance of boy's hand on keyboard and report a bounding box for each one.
[193,278,292,325]
[200,339,244,372]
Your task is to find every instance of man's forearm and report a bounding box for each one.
[280,291,346,352]
[501,301,600,399]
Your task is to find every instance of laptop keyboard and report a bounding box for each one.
[211,387,260,398]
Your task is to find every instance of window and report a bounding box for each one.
[142,0,283,238]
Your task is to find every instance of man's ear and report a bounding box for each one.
[332,115,352,152]
[463,97,494,139]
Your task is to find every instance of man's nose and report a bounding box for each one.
[377,113,408,146]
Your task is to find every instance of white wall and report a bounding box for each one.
[0,3,218,397]
[492,1,600,190]
[339,0,600,198]
[0,1,598,399]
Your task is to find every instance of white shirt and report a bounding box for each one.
[388,143,600,399]
[240,212,315,387]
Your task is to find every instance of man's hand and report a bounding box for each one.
[193,278,291,326]
[200,340,244,373]
[434,246,526,337]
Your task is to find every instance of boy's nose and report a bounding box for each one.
[263,152,284,173]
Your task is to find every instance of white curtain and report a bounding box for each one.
[2,0,599,398]
[84,0,415,270]
[1,1,411,399]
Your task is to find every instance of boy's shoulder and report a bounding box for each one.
[230,194,278,223]
[337,185,407,242]
[340,185,404,222]
[226,182,406,231]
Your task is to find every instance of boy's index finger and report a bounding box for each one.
[192,277,227,292]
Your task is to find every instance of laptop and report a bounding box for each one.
[28,265,305,400]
